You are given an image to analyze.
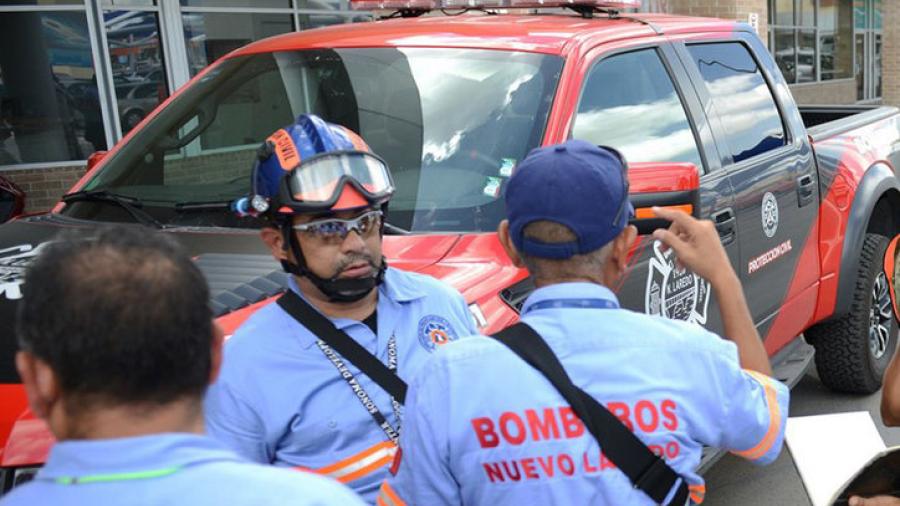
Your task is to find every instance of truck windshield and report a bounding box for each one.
[65,48,563,232]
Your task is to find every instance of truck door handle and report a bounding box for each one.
[711,208,736,246]
[797,174,816,207]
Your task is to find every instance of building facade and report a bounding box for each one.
[0,0,895,212]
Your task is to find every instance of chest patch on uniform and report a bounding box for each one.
[417,315,458,351]
[646,240,710,325]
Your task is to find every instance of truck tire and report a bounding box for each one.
[807,233,899,394]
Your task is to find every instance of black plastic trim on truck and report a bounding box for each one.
[807,106,900,143]
[832,163,900,318]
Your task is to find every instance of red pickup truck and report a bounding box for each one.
[1,3,899,494]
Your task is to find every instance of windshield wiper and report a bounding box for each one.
[383,221,409,235]
[174,200,233,212]
[62,190,165,229]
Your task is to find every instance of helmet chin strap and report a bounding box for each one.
[280,223,386,303]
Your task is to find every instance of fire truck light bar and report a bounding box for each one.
[350,0,639,11]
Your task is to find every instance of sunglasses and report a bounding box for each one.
[599,145,631,228]
[292,210,383,241]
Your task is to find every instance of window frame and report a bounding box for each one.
[570,43,710,174]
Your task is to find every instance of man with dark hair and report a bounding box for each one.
[380,140,789,505]
[205,114,476,502]
[2,225,363,506]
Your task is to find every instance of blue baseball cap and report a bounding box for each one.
[505,140,633,259]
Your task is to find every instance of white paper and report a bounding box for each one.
[786,411,886,506]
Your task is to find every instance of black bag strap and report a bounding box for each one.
[492,322,689,506]
[277,290,407,404]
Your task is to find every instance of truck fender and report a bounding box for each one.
[833,162,900,317]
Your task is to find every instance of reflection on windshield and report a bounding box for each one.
[67,47,562,232]
[571,48,703,170]
[574,95,701,165]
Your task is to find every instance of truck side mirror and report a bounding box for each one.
[0,175,24,223]
[87,150,107,171]
[627,162,700,235]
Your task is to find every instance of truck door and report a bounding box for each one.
[676,37,820,354]
[569,43,738,336]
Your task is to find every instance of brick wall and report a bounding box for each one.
[2,148,253,215]
[668,0,768,42]
[884,0,900,107]
[3,164,86,214]
[789,79,858,105]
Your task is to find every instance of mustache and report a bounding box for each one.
[334,254,379,274]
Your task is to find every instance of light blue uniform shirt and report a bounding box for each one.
[382,282,789,506]
[0,433,363,506]
[205,267,476,503]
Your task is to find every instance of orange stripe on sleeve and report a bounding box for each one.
[689,484,706,504]
[732,371,781,461]
[314,441,395,475]
[378,481,408,506]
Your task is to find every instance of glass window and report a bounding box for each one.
[298,12,355,30]
[105,10,169,135]
[572,48,702,170]
[182,12,293,77]
[687,43,785,164]
[103,0,156,6]
[770,0,794,25]
[854,0,867,29]
[772,28,796,83]
[0,1,82,5]
[797,0,815,26]
[72,48,563,232]
[819,0,853,80]
[0,11,105,165]
[797,29,816,82]
[181,0,290,6]
[296,0,341,8]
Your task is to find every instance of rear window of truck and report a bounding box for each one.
[685,42,786,164]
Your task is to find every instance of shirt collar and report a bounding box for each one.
[283,267,427,348]
[35,433,238,482]
[520,282,619,315]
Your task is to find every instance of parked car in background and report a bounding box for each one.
[116,81,165,132]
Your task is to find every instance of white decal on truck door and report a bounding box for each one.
[0,243,48,300]
[646,240,710,325]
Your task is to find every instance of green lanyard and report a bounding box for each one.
[53,466,183,485]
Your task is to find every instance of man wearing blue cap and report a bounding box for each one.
[377,140,788,506]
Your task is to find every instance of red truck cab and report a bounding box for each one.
[1,4,899,494]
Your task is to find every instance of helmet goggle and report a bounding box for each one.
[274,150,394,213]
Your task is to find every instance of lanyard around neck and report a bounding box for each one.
[316,334,403,444]
[523,297,619,315]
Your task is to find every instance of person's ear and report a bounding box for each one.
[16,351,59,421]
[498,220,525,268]
[208,322,225,385]
[611,225,638,272]
[260,225,288,261]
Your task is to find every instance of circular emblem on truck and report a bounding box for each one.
[762,192,779,238]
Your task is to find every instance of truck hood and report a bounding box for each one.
[0,215,524,466]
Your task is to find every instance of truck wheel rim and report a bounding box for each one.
[870,272,894,359]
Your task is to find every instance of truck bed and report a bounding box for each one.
[801,104,900,142]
